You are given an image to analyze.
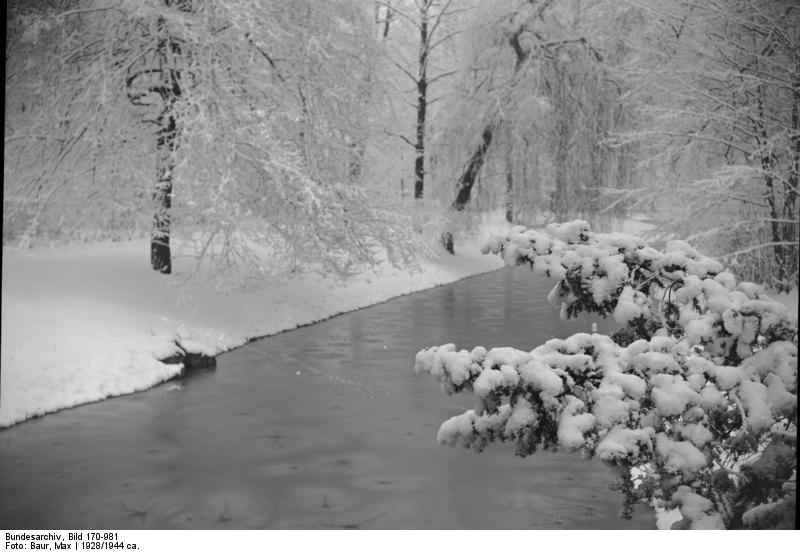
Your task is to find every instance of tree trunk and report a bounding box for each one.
[442,15,532,253]
[756,85,787,286]
[784,69,800,286]
[442,125,494,254]
[414,2,430,200]
[414,83,427,199]
[152,115,176,274]
[505,153,514,223]
[551,134,569,219]
[585,101,603,213]
[452,126,493,211]
[151,6,184,274]
[551,74,570,220]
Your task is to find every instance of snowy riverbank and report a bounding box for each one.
[0,215,664,428]
[1,233,506,428]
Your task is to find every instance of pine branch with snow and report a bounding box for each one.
[415,220,797,529]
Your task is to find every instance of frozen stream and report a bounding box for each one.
[0,268,654,529]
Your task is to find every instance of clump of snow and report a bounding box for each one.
[504,397,537,438]
[630,351,680,376]
[546,220,590,244]
[737,281,762,299]
[437,410,478,447]
[682,406,705,423]
[535,351,593,374]
[742,341,797,388]
[701,277,733,313]
[557,396,595,450]
[483,347,531,370]
[683,315,716,345]
[655,433,708,474]
[670,486,725,529]
[711,365,745,391]
[603,371,647,399]
[482,231,510,256]
[675,275,703,304]
[473,364,520,397]
[650,375,701,417]
[649,336,677,353]
[473,405,513,438]
[721,308,743,335]
[685,373,706,392]
[590,254,629,304]
[713,271,736,290]
[436,404,516,451]
[613,286,650,325]
[699,385,726,410]
[594,426,653,461]
[764,374,796,417]
[518,359,564,395]
[414,344,483,389]
[676,422,713,447]
[596,231,646,255]
[685,355,714,376]
[738,380,774,433]
[591,383,631,428]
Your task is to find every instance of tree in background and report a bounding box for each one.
[376,0,472,200]
[416,221,797,528]
[436,0,635,252]
[4,0,423,278]
[614,0,799,290]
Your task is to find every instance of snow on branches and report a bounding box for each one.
[5,0,424,279]
[415,221,797,529]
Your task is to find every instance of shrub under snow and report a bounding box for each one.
[415,221,797,529]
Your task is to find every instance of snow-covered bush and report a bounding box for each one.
[415,220,797,529]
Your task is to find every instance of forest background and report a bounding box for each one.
[5,0,797,291]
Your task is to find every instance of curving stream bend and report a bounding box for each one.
[0,268,654,529]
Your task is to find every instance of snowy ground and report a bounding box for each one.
[1,231,507,428]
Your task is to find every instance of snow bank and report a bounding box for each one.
[1,235,505,427]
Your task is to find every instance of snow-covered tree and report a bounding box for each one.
[611,0,799,290]
[415,221,797,529]
[436,0,635,251]
[4,0,423,277]
[374,0,475,201]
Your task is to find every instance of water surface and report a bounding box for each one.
[0,268,654,529]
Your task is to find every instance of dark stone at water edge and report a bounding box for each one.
[162,342,216,374]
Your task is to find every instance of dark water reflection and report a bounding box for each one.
[0,269,654,529]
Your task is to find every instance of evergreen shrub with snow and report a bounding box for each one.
[415,221,797,529]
